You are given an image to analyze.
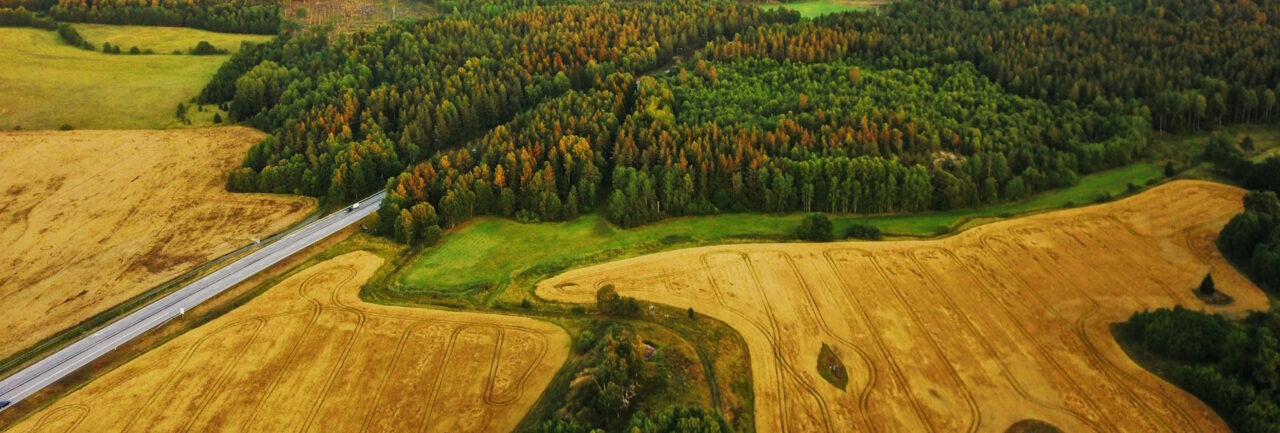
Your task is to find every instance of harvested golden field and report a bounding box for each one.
[0,128,314,360]
[539,180,1268,433]
[9,251,568,432]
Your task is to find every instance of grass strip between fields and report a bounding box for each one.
[397,162,1163,296]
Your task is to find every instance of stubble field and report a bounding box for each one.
[0,128,314,361]
[8,251,568,433]
[539,180,1269,433]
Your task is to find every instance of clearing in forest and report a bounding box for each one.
[8,251,568,433]
[539,180,1268,433]
[0,128,314,361]
[284,0,434,33]
[0,27,236,130]
[762,0,886,18]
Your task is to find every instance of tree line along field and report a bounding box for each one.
[5,251,569,433]
[538,180,1269,433]
[0,26,246,130]
[0,128,314,362]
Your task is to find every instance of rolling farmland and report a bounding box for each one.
[7,251,568,432]
[0,128,314,361]
[539,180,1268,433]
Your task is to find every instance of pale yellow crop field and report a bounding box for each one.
[0,127,314,360]
[540,180,1267,433]
[9,251,569,432]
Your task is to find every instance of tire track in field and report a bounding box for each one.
[416,325,466,433]
[821,250,937,433]
[241,268,354,431]
[356,320,424,433]
[119,316,264,431]
[181,317,269,433]
[775,251,878,433]
[735,251,835,433]
[316,303,561,407]
[947,243,1117,432]
[26,404,88,433]
[481,328,510,405]
[908,246,1106,432]
[860,250,981,433]
[484,328,549,406]
[980,232,1194,433]
[1015,222,1170,311]
[1009,226,1206,433]
[300,266,367,433]
[698,252,816,433]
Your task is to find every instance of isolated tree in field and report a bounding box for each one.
[1199,273,1216,296]
[597,285,620,313]
[797,213,833,241]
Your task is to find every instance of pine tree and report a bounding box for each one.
[1199,273,1215,296]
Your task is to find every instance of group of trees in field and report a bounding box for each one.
[0,7,96,50]
[1123,307,1280,433]
[1218,189,1280,291]
[1206,133,1280,291]
[0,6,54,28]
[529,321,730,433]
[44,0,280,33]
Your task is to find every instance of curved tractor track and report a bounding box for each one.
[538,180,1269,433]
[8,252,568,433]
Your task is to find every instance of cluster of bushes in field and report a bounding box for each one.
[528,319,731,433]
[1122,307,1280,433]
[1207,134,1280,291]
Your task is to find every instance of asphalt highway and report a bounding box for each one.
[0,191,386,410]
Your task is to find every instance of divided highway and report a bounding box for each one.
[0,191,386,410]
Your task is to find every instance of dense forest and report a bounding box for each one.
[796,0,1280,132]
[0,0,279,33]
[209,1,785,203]
[46,0,280,33]
[199,0,1280,242]
[1122,307,1280,433]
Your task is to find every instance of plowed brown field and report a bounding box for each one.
[0,128,314,361]
[539,180,1268,433]
[9,251,568,433]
